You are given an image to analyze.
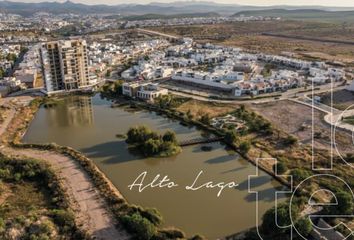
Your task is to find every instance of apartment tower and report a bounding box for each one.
[40,39,90,93]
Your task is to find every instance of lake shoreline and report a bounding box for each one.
[18,93,289,239]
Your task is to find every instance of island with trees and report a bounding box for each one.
[125,126,181,157]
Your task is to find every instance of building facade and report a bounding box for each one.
[40,39,90,93]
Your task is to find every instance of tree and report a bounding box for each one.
[126,126,153,144]
[239,104,246,112]
[224,130,238,145]
[274,162,287,174]
[199,114,210,125]
[0,68,5,78]
[239,141,251,154]
[294,218,312,237]
[121,213,156,240]
[261,203,298,237]
[126,126,180,157]
[6,53,17,62]
[284,135,298,146]
[186,110,193,120]
[139,208,163,226]
[189,234,206,240]
[142,139,161,156]
[290,169,311,185]
[162,130,177,144]
[326,191,354,215]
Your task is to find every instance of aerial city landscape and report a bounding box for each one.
[0,0,354,239]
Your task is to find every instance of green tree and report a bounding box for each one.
[50,209,75,228]
[326,191,354,215]
[274,162,287,174]
[6,53,17,62]
[199,114,210,125]
[284,135,298,146]
[224,130,238,145]
[121,213,156,240]
[261,203,298,237]
[186,110,193,120]
[0,68,5,78]
[239,141,251,154]
[294,218,313,237]
[142,139,161,156]
[162,130,177,144]
[139,208,163,226]
[290,169,311,185]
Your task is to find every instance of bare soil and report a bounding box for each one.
[249,100,354,153]
[177,99,236,118]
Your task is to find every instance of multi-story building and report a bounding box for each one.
[40,39,91,94]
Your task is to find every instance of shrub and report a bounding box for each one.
[199,114,211,125]
[326,191,354,215]
[189,234,206,240]
[224,130,238,145]
[294,218,313,237]
[126,126,180,157]
[154,228,185,239]
[162,130,177,144]
[274,162,287,174]
[140,208,163,226]
[284,135,298,146]
[120,213,157,240]
[290,169,311,185]
[50,209,75,229]
[239,140,251,154]
[261,203,298,237]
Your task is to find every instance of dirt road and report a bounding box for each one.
[0,96,131,240]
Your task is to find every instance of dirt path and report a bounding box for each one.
[0,109,15,137]
[1,146,130,240]
[0,96,131,240]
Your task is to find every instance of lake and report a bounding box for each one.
[23,94,286,239]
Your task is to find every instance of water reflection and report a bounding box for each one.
[45,96,94,127]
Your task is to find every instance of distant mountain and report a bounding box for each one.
[232,9,354,23]
[0,0,354,17]
[122,12,220,21]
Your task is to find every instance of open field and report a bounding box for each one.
[222,35,354,64]
[249,100,354,153]
[177,99,237,118]
[149,20,354,65]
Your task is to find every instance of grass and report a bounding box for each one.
[0,154,88,239]
[343,116,354,125]
[149,20,354,65]
[177,99,236,119]
[0,182,50,220]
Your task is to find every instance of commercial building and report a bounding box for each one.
[40,39,92,94]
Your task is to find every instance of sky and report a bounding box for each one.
[12,0,354,7]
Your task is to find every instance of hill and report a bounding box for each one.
[233,9,354,23]
[122,12,220,21]
[1,1,354,17]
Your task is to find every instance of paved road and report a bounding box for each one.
[137,28,179,39]
[166,83,346,104]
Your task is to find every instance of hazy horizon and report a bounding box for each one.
[4,0,354,7]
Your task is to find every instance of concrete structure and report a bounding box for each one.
[137,83,168,101]
[122,82,140,97]
[123,82,168,101]
[40,39,91,94]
